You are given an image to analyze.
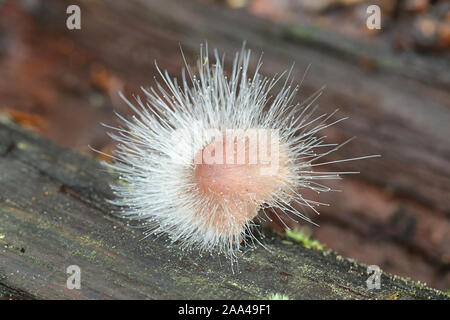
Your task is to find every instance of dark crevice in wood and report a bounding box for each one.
[0,282,36,300]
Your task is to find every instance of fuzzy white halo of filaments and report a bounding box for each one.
[102,43,377,259]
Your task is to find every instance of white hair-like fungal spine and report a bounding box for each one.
[102,43,378,260]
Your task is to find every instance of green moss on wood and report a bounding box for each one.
[285,229,325,250]
[267,293,290,300]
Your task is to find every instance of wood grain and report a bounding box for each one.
[0,117,447,299]
[0,0,448,290]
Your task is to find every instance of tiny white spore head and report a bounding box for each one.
[102,43,376,259]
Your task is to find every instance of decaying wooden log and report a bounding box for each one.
[0,115,447,299]
[0,0,448,290]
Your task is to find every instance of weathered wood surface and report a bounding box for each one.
[0,0,449,289]
[0,116,447,299]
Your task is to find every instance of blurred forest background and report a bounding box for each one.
[0,0,449,290]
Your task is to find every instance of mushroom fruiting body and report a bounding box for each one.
[103,44,376,258]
